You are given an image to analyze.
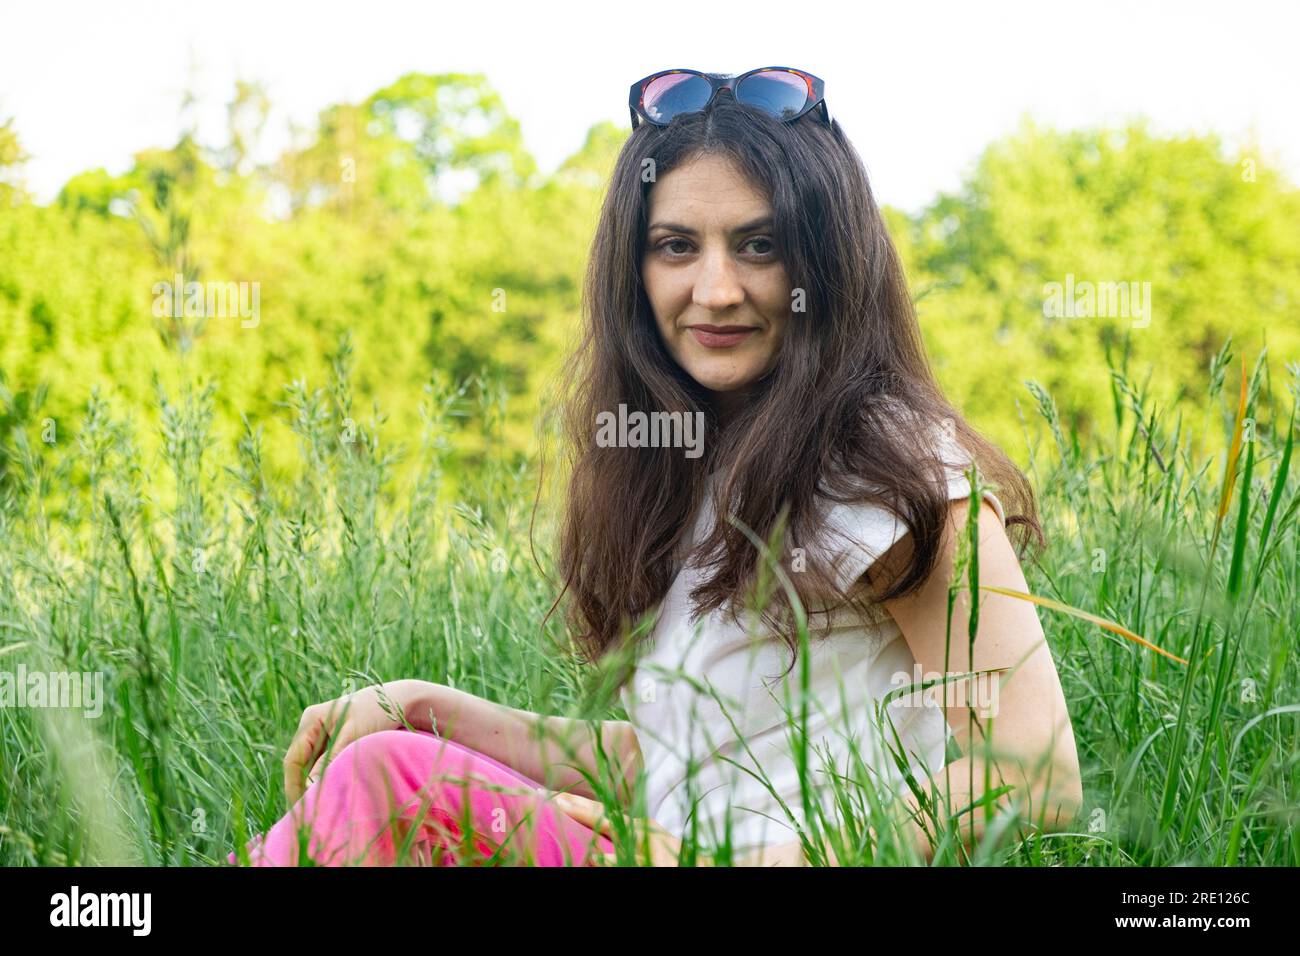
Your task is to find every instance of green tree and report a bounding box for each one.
[898,117,1300,458]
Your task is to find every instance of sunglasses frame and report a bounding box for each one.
[628,66,829,130]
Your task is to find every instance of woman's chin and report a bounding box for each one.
[688,366,763,396]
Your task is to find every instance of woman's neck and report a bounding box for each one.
[710,386,750,429]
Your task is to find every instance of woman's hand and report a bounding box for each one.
[282,679,432,804]
[549,793,931,866]
[551,792,710,867]
[732,840,812,866]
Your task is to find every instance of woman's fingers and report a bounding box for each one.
[305,741,348,789]
[306,754,324,789]
[552,795,679,866]
[282,697,361,803]
[551,792,610,835]
[283,707,329,804]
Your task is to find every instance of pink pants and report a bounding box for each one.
[228,728,616,866]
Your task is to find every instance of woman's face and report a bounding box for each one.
[641,152,791,420]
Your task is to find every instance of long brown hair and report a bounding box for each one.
[539,92,1044,678]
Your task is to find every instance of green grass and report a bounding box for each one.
[0,336,1296,866]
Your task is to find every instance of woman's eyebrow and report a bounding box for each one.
[647,216,774,236]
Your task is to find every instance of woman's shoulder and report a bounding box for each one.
[812,409,1006,593]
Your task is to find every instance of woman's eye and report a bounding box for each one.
[654,236,776,258]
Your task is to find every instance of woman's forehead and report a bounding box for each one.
[647,176,772,230]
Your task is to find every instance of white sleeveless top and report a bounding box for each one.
[619,427,1007,854]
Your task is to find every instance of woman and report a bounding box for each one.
[230,67,1083,867]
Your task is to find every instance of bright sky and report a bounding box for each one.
[2,0,1297,212]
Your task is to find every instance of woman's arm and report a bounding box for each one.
[738,495,1083,866]
[406,681,644,805]
[881,495,1084,856]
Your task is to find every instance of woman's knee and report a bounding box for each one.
[340,729,478,789]
[330,731,533,814]
[309,730,406,793]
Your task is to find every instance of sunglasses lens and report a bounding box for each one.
[642,73,714,124]
[735,70,810,120]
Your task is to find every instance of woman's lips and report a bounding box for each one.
[688,326,759,348]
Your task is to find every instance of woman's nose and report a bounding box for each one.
[692,248,744,310]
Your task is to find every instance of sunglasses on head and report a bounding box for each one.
[628,67,828,129]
